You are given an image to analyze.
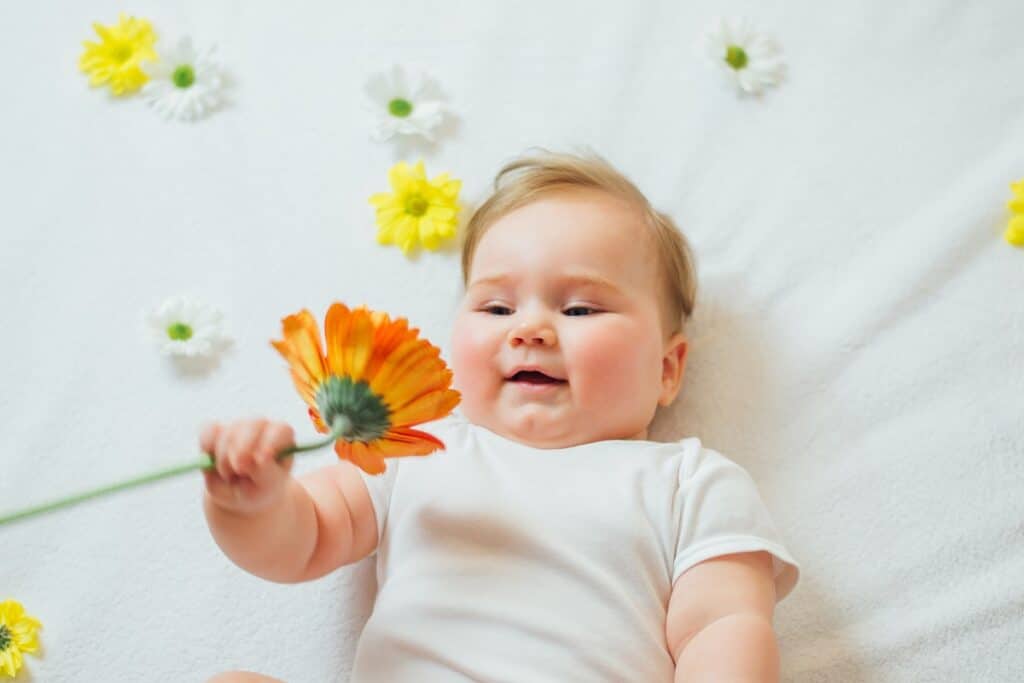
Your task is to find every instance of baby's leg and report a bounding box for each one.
[206,671,285,683]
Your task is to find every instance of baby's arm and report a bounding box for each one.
[665,551,779,682]
[201,419,379,584]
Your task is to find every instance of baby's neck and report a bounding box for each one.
[468,418,651,449]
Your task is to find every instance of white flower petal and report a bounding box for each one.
[363,65,451,143]
[397,120,435,141]
[143,36,225,122]
[145,295,232,360]
[174,36,197,61]
[364,72,393,104]
[410,73,443,101]
[734,17,756,45]
[699,17,785,95]
[388,64,410,98]
[737,69,766,94]
[370,119,398,142]
[746,38,781,59]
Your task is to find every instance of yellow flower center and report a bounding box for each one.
[725,45,748,70]
[388,98,413,118]
[0,624,10,652]
[404,195,429,217]
[112,43,134,64]
[172,64,196,88]
[167,322,193,341]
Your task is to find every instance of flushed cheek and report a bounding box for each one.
[450,318,503,400]
[568,327,658,404]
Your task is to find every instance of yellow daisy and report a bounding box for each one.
[0,600,42,679]
[1006,180,1024,247]
[79,13,158,96]
[271,303,460,474]
[369,160,462,254]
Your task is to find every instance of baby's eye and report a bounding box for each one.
[563,306,597,317]
[482,305,513,316]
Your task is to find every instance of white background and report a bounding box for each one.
[2,1,1022,681]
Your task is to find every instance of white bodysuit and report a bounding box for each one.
[350,412,800,682]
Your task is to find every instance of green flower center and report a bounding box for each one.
[388,98,414,118]
[0,624,11,652]
[404,195,429,217]
[167,322,193,341]
[112,44,134,63]
[725,45,748,70]
[172,64,196,88]
[314,376,391,442]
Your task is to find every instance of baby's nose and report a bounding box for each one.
[508,322,556,347]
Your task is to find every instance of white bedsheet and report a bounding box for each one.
[2,1,1022,681]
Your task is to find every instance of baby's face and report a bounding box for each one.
[451,187,686,448]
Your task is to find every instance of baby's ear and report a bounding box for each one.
[658,334,688,406]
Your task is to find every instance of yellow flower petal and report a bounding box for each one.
[1,650,16,677]
[368,192,395,208]
[1005,215,1024,247]
[77,14,157,96]
[369,161,462,254]
[0,599,42,678]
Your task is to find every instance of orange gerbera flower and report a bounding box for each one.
[270,303,460,474]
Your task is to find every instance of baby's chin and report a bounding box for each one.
[466,404,599,449]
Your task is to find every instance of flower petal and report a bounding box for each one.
[309,406,329,434]
[272,309,327,386]
[389,387,461,427]
[372,426,446,457]
[335,440,387,474]
[344,307,377,382]
[325,302,353,378]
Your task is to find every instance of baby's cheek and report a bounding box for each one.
[450,320,494,397]
[574,324,657,399]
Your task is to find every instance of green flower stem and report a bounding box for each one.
[0,417,352,527]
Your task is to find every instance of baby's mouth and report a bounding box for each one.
[507,370,567,385]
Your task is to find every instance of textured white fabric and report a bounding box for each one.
[352,413,798,681]
[2,1,1023,681]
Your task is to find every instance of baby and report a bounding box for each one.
[202,151,800,683]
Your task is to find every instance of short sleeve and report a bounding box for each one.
[358,462,399,557]
[672,444,801,601]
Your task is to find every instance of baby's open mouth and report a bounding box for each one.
[507,370,567,385]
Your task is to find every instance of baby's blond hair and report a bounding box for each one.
[460,149,698,337]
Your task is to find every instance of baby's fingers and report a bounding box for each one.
[203,468,263,508]
[200,421,236,481]
[252,424,296,481]
[213,419,263,480]
[199,422,221,457]
[202,467,240,504]
[232,419,270,476]
[258,423,296,463]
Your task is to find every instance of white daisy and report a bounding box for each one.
[144,295,233,359]
[700,17,786,95]
[364,64,447,142]
[142,36,225,122]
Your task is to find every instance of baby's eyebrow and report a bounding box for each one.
[468,272,624,296]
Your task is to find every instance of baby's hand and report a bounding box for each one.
[200,418,296,515]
